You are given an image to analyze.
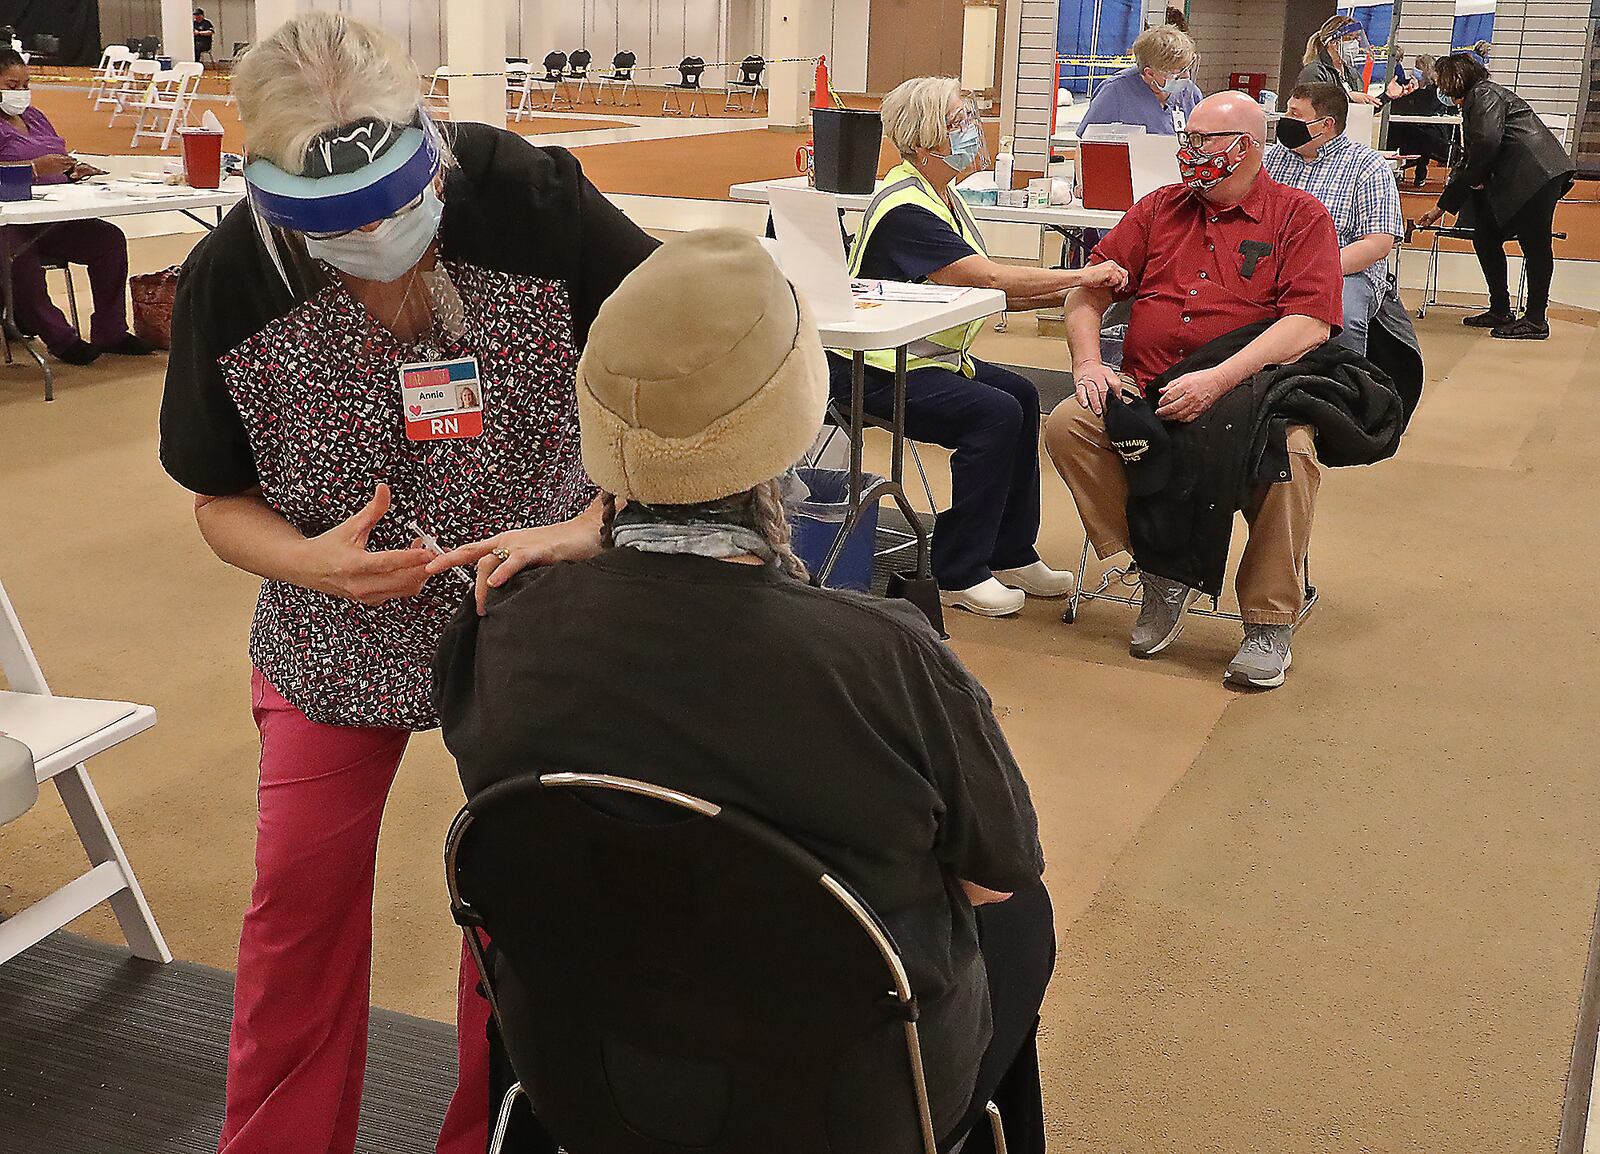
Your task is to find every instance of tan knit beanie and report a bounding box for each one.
[576,228,828,505]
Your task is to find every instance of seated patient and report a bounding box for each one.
[436,229,1055,1154]
[1263,82,1403,357]
[1044,92,1345,689]
[0,48,154,365]
[840,75,1126,618]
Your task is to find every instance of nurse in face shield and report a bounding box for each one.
[156,13,657,1154]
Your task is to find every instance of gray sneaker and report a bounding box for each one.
[1226,624,1294,689]
[1129,572,1201,658]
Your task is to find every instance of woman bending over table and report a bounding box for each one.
[0,47,154,365]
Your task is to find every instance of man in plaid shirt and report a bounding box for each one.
[1264,82,1404,356]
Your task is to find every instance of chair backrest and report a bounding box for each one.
[679,56,706,86]
[100,45,133,68]
[569,48,591,74]
[613,50,637,76]
[0,579,50,696]
[128,59,160,82]
[740,55,765,84]
[542,49,567,80]
[447,773,938,1154]
[1539,111,1571,148]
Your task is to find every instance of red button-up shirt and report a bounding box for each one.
[1092,171,1344,387]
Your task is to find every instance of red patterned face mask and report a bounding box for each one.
[1177,132,1248,192]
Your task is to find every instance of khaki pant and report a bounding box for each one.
[1043,402,1321,626]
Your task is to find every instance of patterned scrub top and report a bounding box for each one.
[159,125,659,729]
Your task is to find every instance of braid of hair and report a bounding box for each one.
[751,478,808,582]
[600,491,618,548]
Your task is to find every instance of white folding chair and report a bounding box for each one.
[1539,112,1572,149]
[0,578,170,966]
[106,58,159,127]
[505,62,534,122]
[88,45,133,107]
[424,69,453,121]
[131,61,204,150]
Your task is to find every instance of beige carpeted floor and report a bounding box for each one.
[1,232,1598,1153]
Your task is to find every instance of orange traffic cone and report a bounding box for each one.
[813,55,831,110]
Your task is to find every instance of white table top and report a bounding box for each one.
[814,288,1007,352]
[0,176,245,227]
[730,175,1125,231]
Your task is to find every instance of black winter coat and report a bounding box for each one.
[1439,80,1575,226]
[1130,324,1411,596]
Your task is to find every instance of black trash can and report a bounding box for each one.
[812,107,882,194]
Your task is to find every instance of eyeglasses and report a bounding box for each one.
[1179,130,1249,152]
[945,98,980,134]
[299,190,425,241]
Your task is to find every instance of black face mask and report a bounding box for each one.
[1275,116,1318,150]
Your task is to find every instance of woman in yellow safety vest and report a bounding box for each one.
[839,76,1126,617]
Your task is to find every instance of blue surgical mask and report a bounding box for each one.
[940,123,982,173]
[303,183,444,283]
[1158,74,1189,98]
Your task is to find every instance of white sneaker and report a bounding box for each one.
[939,578,1027,618]
[993,560,1076,599]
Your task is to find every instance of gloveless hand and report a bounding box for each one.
[426,512,605,616]
[1073,360,1122,417]
[1155,367,1230,422]
[298,483,435,606]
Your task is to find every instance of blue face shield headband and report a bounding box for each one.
[244,117,442,235]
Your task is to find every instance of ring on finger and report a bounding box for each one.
[490,547,512,563]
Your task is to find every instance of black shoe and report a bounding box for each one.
[1464,309,1515,328]
[1491,318,1549,340]
[100,333,158,356]
[1411,171,1428,189]
[52,340,100,366]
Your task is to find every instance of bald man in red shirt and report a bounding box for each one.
[1045,91,1344,689]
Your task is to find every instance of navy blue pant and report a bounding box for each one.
[831,355,1042,591]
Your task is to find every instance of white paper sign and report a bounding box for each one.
[1128,132,1182,202]
[768,186,857,324]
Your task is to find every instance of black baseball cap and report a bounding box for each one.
[1103,384,1171,496]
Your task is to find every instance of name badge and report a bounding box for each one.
[399,357,484,442]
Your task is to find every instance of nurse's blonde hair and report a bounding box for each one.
[1132,25,1195,74]
[880,76,965,160]
[234,12,425,172]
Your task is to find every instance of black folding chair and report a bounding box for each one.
[663,56,707,116]
[567,49,592,102]
[725,54,766,112]
[445,772,1008,1154]
[534,51,571,110]
[595,51,638,106]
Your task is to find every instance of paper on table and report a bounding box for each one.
[850,279,970,304]
[768,185,856,324]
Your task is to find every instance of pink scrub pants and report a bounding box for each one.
[217,669,490,1154]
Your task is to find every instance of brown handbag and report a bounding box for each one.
[130,265,182,350]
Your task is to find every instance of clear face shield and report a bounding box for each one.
[941,95,991,173]
[244,111,465,337]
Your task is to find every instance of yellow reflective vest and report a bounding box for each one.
[842,161,990,377]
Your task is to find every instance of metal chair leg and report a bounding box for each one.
[985,1101,1008,1154]
[488,1082,527,1154]
[908,442,938,514]
[59,267,79,333]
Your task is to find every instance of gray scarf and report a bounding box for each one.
[609,473,808,566]
[610,495,777,564]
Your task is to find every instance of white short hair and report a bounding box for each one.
[1132,25,1195,73]
[234,12,424,173]
[879,76,964,159]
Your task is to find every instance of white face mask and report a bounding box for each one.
[0,90,31,116]
[302,183,444,283]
